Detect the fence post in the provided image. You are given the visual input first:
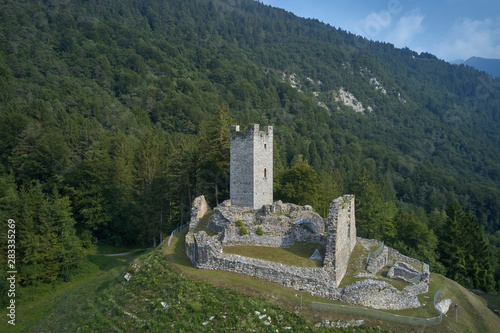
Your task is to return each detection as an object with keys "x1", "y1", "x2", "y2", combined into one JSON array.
[
  {"x1": 168, "y1": 224, "x2": 189, "y2": 247},
  {"x1": 434, "y1": 288, "x2": 442, "y2": 307}
]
